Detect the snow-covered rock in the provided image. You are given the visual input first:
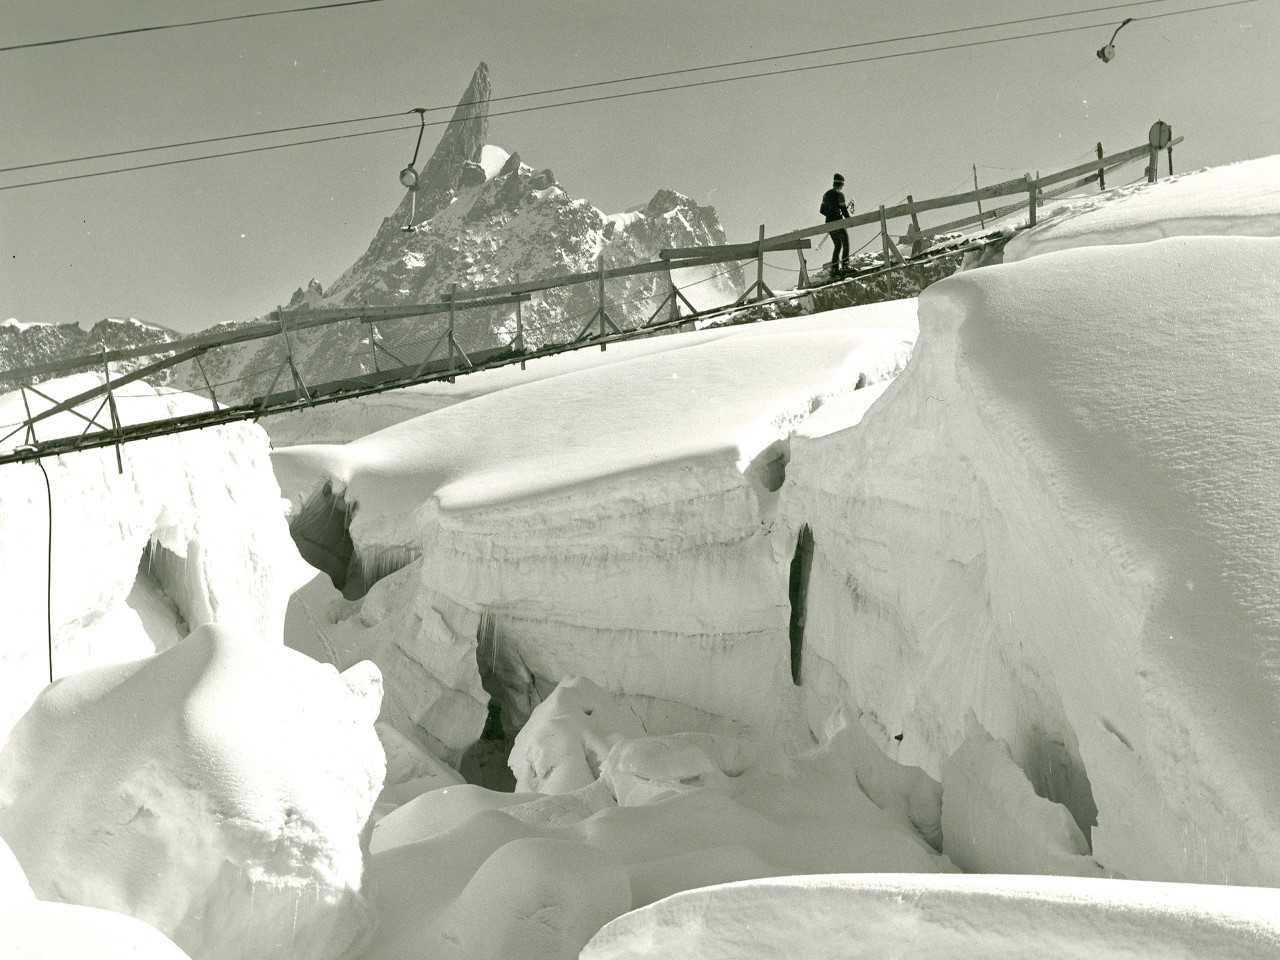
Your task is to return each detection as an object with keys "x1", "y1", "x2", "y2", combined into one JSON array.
[
  {"x1": 0, "y1": 376, "x2": 313, "y2": 741},
  {"x1": 0, "y1": 624, "x2": 384, "y2": 960},
  {"x1": 582, "y1": 874, "x2": 1280, "y2": 959}
]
